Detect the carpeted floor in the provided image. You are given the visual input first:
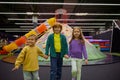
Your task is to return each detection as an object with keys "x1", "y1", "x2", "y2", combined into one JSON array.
[{"x1": 0, "y1": 58, "x2": 120, "y2": 80}]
